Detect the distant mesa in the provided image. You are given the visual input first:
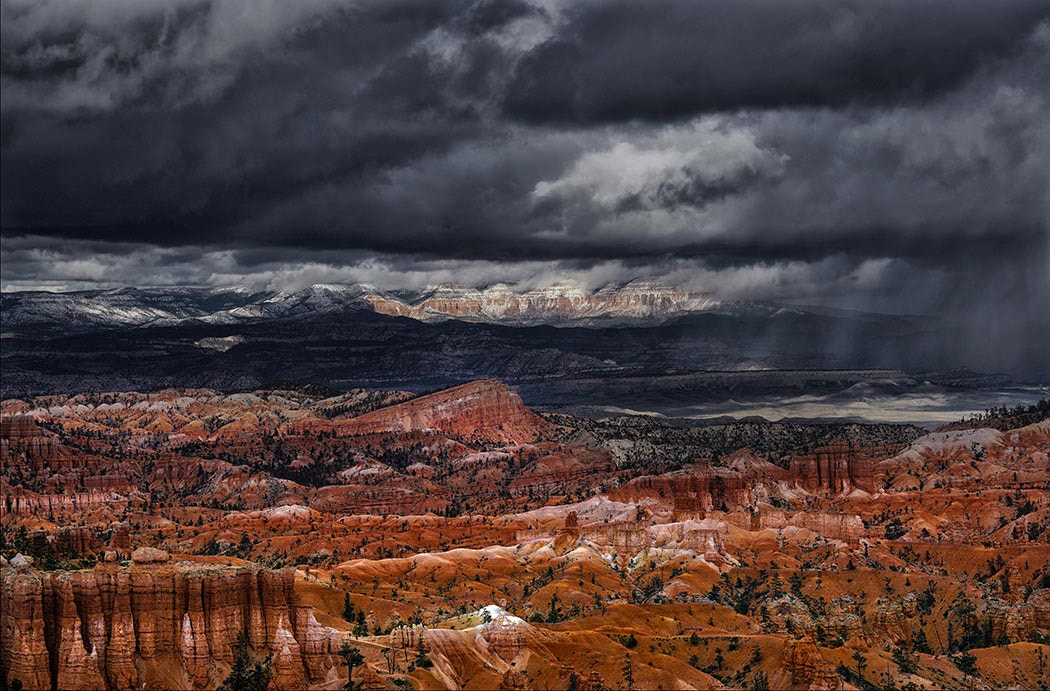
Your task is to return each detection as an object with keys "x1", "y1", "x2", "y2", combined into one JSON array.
[{"x1": 338, "y1": 379, "x2": 556, "y2": 444}]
